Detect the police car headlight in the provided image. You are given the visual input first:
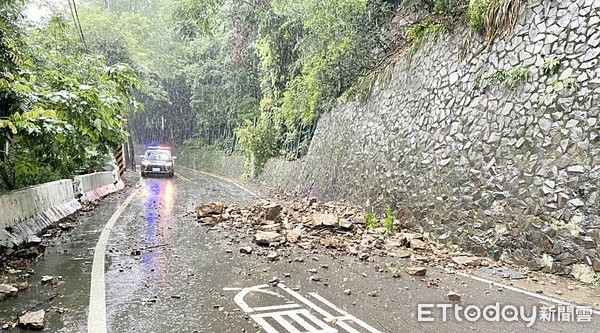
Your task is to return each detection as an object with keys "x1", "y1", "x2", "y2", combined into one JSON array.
[
  {"x1": 142, "y1": 161, "x2": 149, "y2": 166},
  {"x1": 165, "y1": 162, "x2": 173, "y2": 167}
]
